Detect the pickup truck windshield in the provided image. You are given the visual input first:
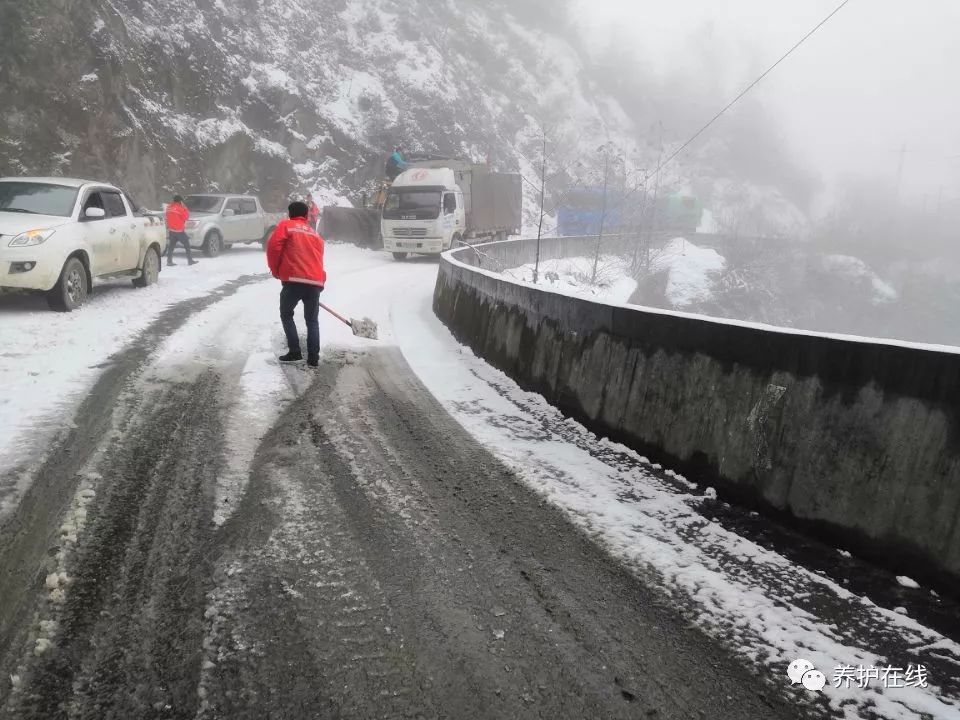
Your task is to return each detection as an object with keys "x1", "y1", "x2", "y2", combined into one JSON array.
[
  {"x1": 185, "y1": 195, "x2": 225, "y2": 213},
  {"x1": 0, "y1": 182, "x2": 79, "y2": 217},
  {"x1": 383, "y1": 190, "x2": 441, "y2": 220}
]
